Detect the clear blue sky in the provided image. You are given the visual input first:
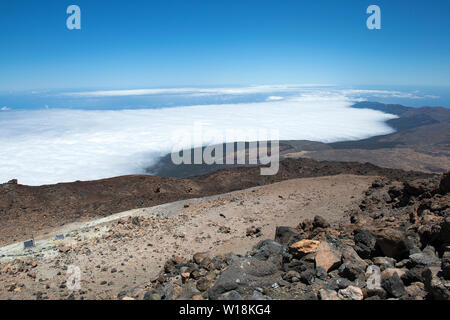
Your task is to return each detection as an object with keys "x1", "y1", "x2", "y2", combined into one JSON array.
[{"x1": 1, "y1": 0, "x2": 450, "y2": 91}]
